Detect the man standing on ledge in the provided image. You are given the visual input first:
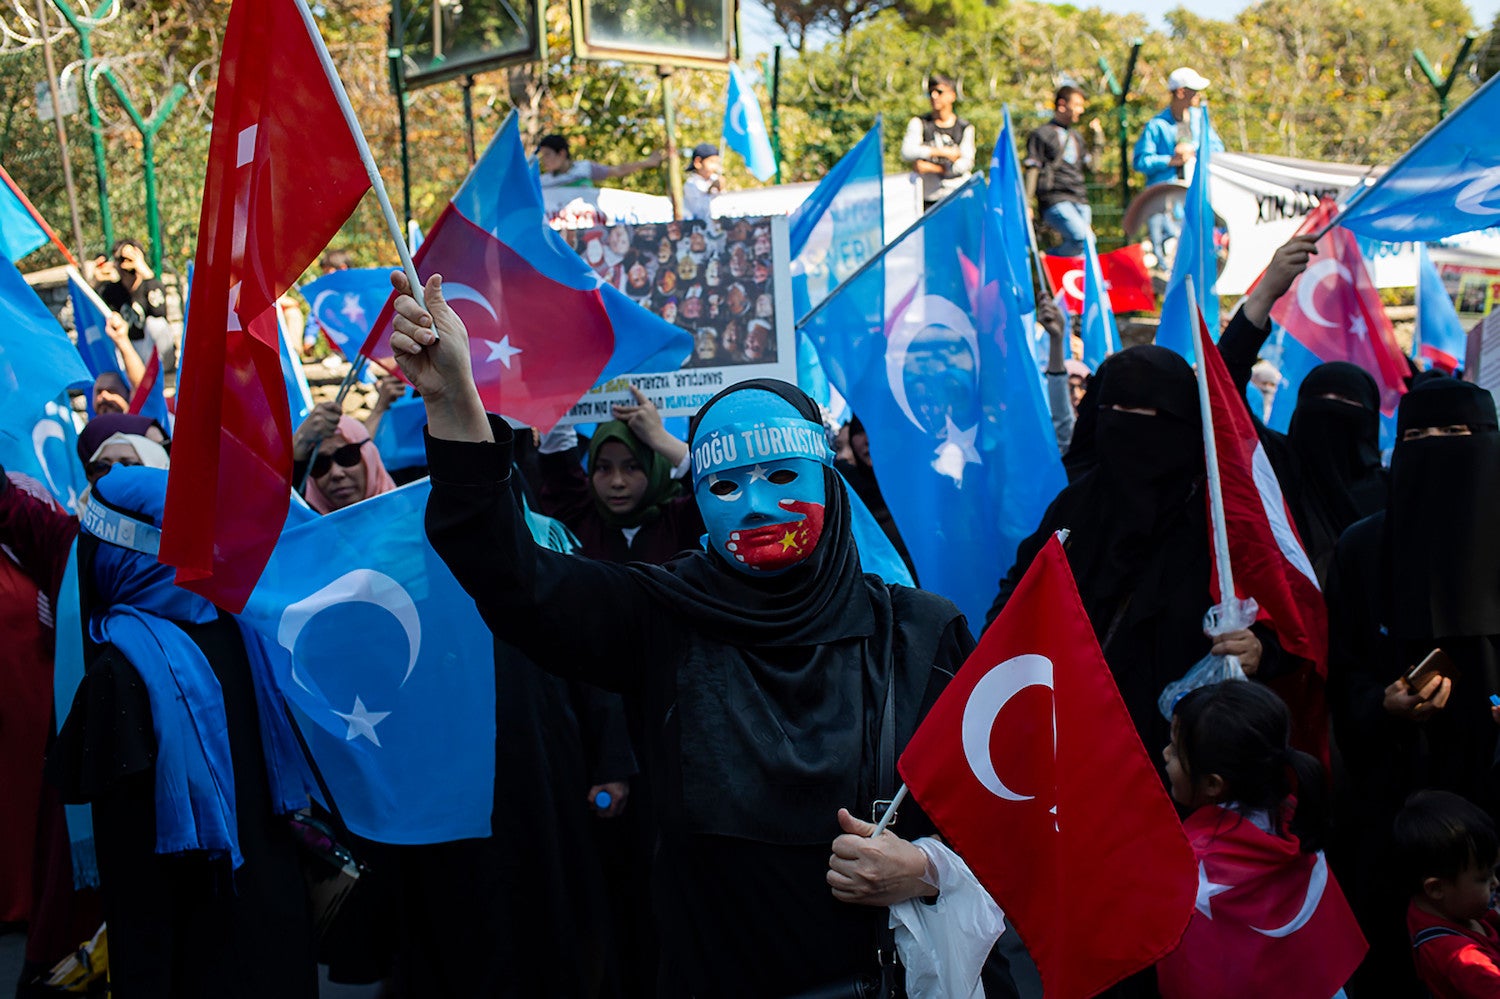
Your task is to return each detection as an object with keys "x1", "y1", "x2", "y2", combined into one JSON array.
[
  {"x1": 901, "y1": 72, "x2": 975, "y2": 212},
  {"x1": 536, "y1": 134, "x2": 664, "y2": 189},
  {"x1": 1025, "y1": 85, "x2": 1104, "y2": 256},
  {"x1": 682, "y1": 143, "x2": 722, "y2": 221},
  {"x1": 1132, "y1": 67, "x2": 1224, "y2": 267}
]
